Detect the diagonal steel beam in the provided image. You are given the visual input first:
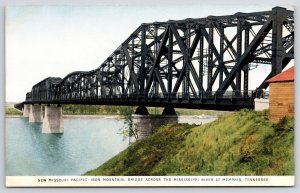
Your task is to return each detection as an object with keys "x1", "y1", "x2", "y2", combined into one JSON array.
[
  {"x1": 154, "y1": 69, "x2": 167, "y2": 96},
  {"x1": 283, "y1": 19, "x2": 294, "y2": 33},
  {"x1": 170, "y1": 24, "x2": 189, "y2": 58},
  {"x1": 124, "y1": 76, "x2": 132, "y2": 94},
  {"x1": 145, "y1": 26, "x2": 170, "y2": 93},
  {"x1": 123, "y1": 46, "x2": 139, "y2": 92},
  {"x1": 189, "y1": 64, "x2": 205, "y2": 92},
  {"x1": 283, "y1": 46, "x2": 294, "y2": 59},
  {"x1": 214, "y1": 24, "x2": 237, "y2": 58},
  {"x1": 206, "y1": 68, "x2": 220, "y2": 92},
  {"x1": 255, "y1": 49, "x2": 292, "y2": 91},
  {"x1": 171, "y1": 25, "x2": 201, "y2": 93},
  {"x1": 201, "y1": 28, "x2": 237, "y2": 90},
  {"x1": 217, "y1": 18, "x2": 272, "y2": 92},
  {"x1": 188, "y1": 78, "x2": 197, "y2": 97},
  {"x1": 190, "y1": 30, "x2": 200, "y2": 56},
  {"x1": 212, "y1": 34, "x2": 237, "y2": 64}
]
